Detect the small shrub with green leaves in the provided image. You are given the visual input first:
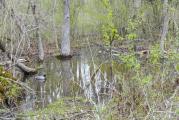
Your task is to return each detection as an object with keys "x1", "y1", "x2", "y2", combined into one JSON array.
[
  {"x1": 0, "y1": 67, "x2": 21, "y2": 104},
  {"x1": 120, "y1": 53, "x2": 140, "y2": 71},
  {"x1": 101, "y1": 0, "x2": 121, "y2": 46},
  {"x1": 149, "y1": 44, "x2": 161, "y2": 64}
]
